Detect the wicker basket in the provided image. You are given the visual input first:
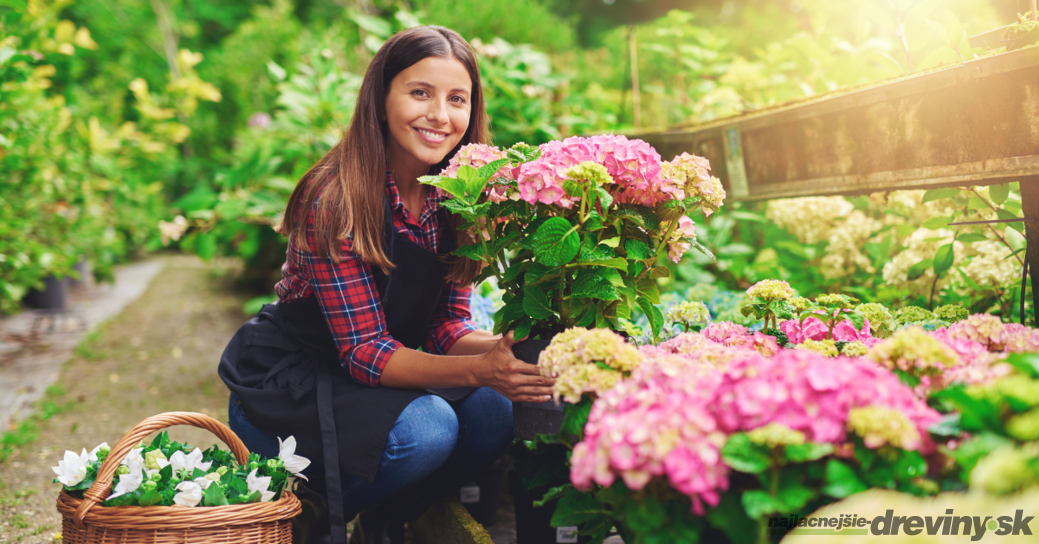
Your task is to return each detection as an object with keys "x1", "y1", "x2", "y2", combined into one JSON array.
[{"x1": 56, "y1": 412, "x2": 302, "y2": 544}]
